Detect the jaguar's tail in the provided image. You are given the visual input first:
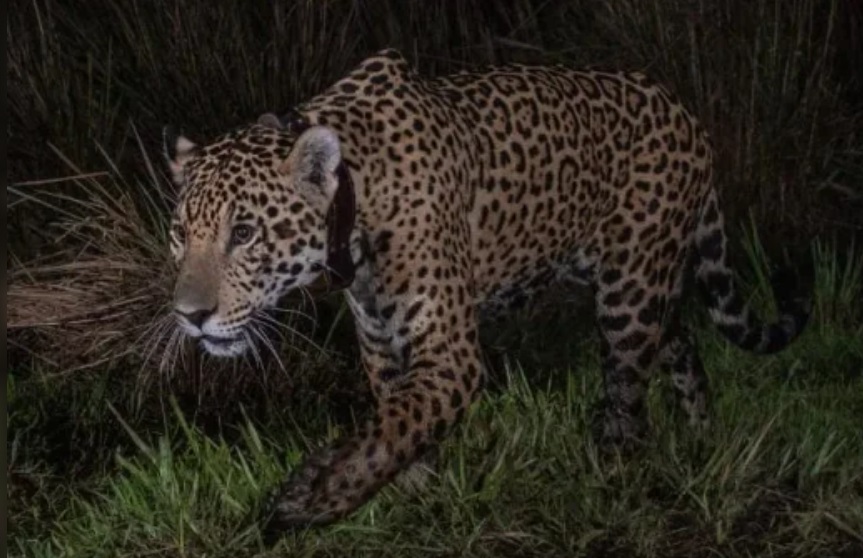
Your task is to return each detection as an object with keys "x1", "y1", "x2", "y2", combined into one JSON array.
[{"x1": 695, "y1": 190, "x2": 810, "y2": 354}]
